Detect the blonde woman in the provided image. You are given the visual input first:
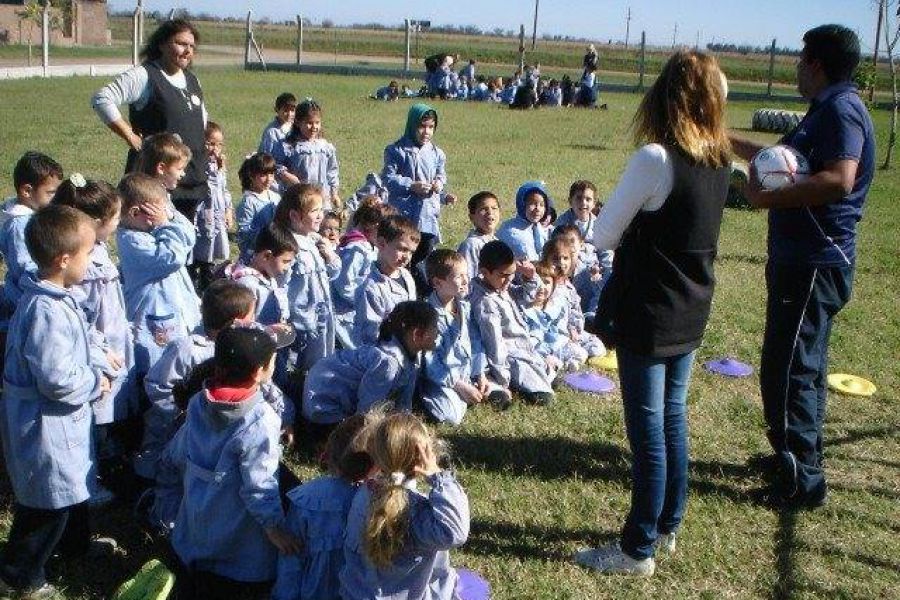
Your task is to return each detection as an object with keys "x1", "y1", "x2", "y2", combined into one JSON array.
[
  {"x1": 576, "y1": 51, "x2": 731, "y2": 576},
  {"x1": 339, "y1": 413, "x2": 471, "y2": 599}
]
